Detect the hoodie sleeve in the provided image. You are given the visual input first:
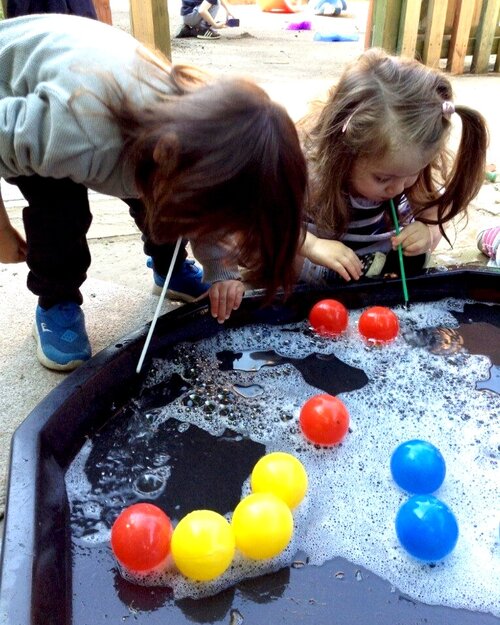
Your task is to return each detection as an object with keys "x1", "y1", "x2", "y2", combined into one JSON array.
[
  {"x1": 190, "y1": 232, "x2": 242, "y2": 283},
  {"x1": 0, "y1": 88, "x2": 94, "y2": 181}
]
